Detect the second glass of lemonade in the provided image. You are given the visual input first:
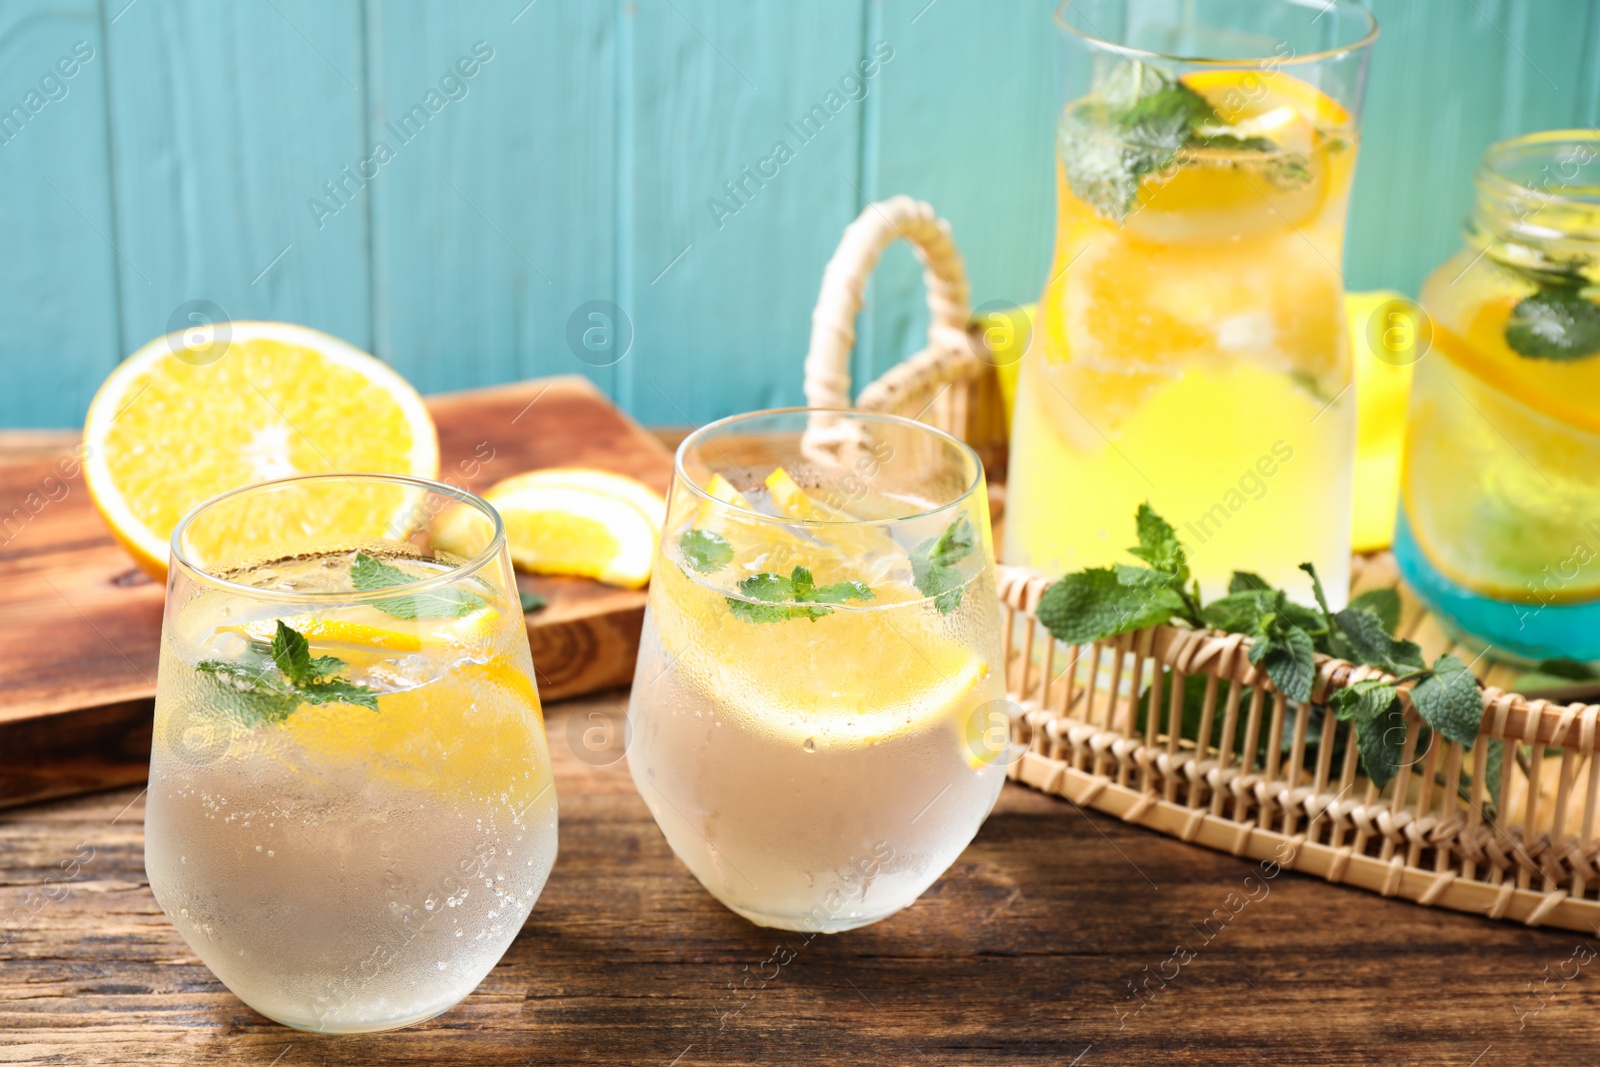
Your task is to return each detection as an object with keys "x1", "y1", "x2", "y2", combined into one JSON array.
[
  {"x1": 145, "y1": 474, "x2": 558, "y2": 1033},
  {"x1": 628, "y1": 410, "x2": 1009, "y2": 932},
  {"x1": 1005, "y1": 0, "x2": 1376, "y2": 605}
]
